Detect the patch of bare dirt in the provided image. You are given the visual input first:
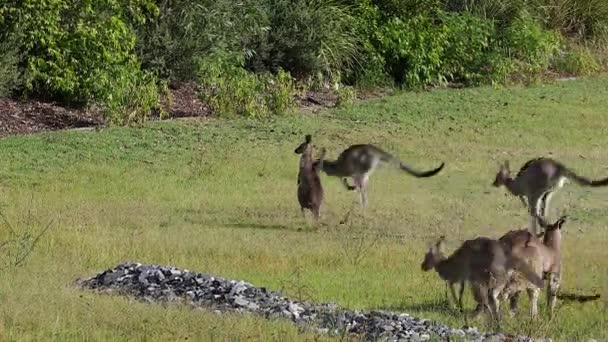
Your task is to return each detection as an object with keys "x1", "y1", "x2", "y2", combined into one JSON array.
[
  {"x1": 0, "y1": 98, "x2": 104, "y2": 139},
  {"x1": 0, "y1": 82, "x2": 383, "y2": 139}
]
